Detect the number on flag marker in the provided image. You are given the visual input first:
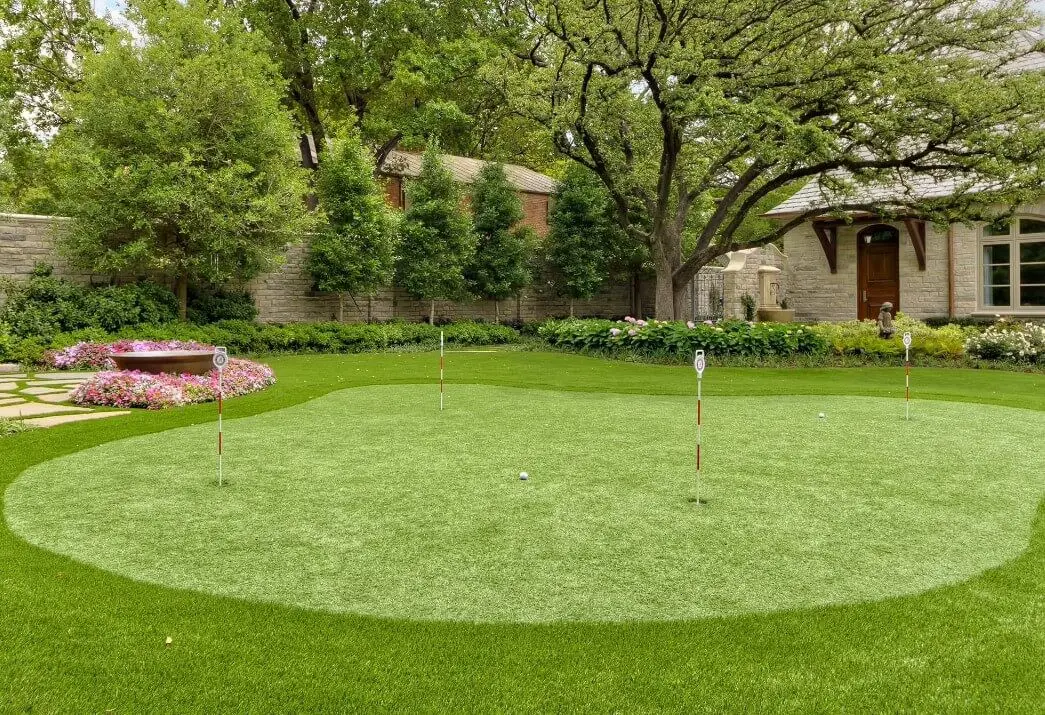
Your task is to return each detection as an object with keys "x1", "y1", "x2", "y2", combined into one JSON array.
[
  {"x1": 694, "y1": 349, "x2": 706, "y2": 378},
  {"x1": 902, "y1": 332, "x2": 912, "y2": 349}
]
